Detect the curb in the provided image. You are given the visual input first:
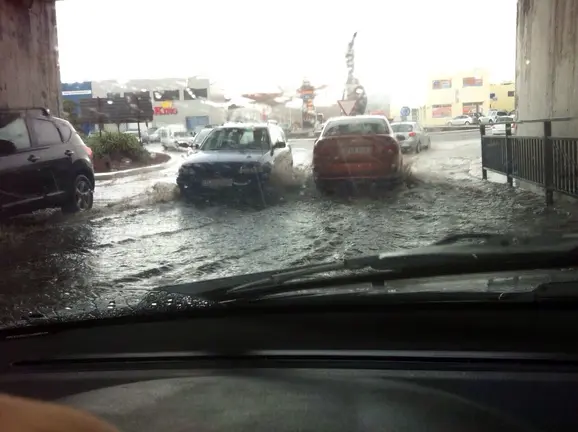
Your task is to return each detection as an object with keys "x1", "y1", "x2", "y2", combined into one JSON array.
[
  {"x1": 428, "y1": 129, "x2": 480, "y2": 135},
  {"x1": 94, "y1": 155, "x2": 174, "y2": 181}
]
